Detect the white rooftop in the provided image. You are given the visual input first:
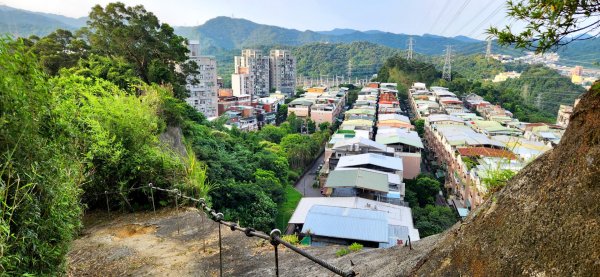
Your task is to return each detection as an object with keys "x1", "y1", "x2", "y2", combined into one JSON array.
[
  {"x1": 337, "y1": 153, "x2": 403, "y2": 171},
  {"x1": 289, "y1": 197, "x2": 419, "y2": 240}
]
